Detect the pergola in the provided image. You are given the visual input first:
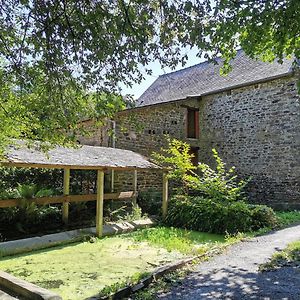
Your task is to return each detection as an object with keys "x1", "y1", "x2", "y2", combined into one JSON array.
[{"x1": 0, "y1": 141, "x2": 168, "y2": 237}]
